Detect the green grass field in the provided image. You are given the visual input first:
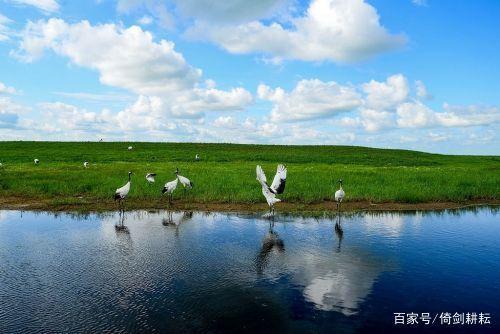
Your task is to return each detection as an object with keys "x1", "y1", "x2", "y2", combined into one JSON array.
[{"x1": 0, "y1": 141, "x2": 498, "y2": 209}]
